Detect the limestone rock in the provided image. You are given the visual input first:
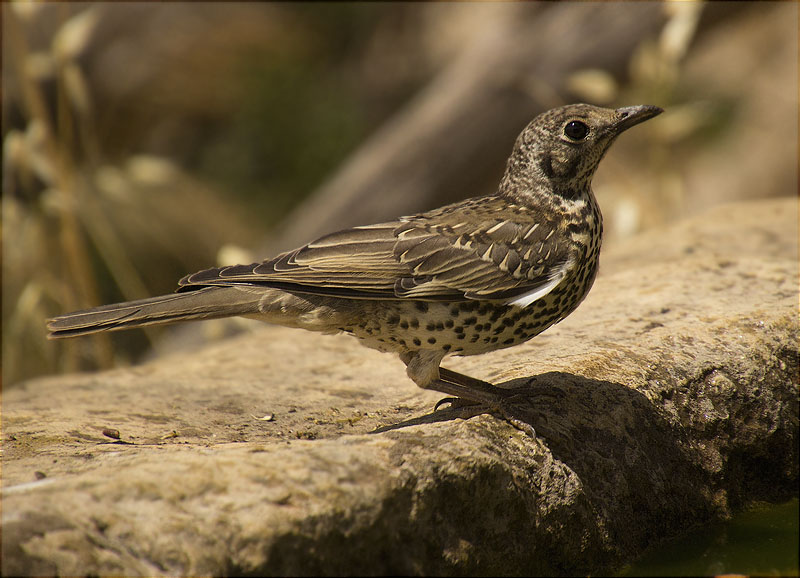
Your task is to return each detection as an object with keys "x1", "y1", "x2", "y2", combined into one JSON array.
[{"x1": 3, "y1": 198, "x2": 797, "y2": 576}]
